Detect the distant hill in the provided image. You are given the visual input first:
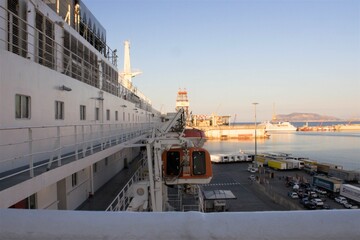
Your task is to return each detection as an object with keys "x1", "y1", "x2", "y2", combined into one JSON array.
[{"x1": 275, "y1": 113, "x2": 340, "y2": 122}]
